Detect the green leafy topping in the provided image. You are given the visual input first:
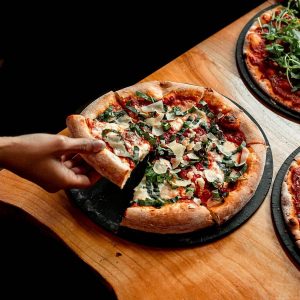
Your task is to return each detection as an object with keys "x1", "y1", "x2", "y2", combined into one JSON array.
[
  {"x1": 132, "y1": 146, "x2": 140, "y2": 165},
  {"x1": 97, "y1": 106, "x2": 126, "y2": 122},
  {"x1": 136, "y1": 91, "x2": 156, "y2": 103},
  {"x1": 162, "y1": 122, "x2": 171, "y2": 131},
  {"x1": 261, "y1": 0, "x2": 300, "y2": 90},
  {"x1": 131, "y1": 196, "x2": 179, "y2": 208},
  {"x1": 130, "y1": 123, "x2": 157, "y2": 146},
  {"x1": 102, "y1": 129, "x2": 120, "y2": 138}
]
